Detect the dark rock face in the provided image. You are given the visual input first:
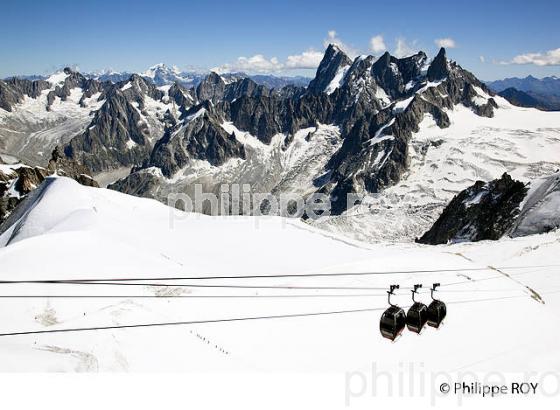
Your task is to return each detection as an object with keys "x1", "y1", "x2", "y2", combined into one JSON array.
[
  {"x1": 307, "y1": 44, "x2": 352, "y2": 95},
  {"x1": 168, "y1": 82, "x2": 195, "y2": 110},
  {"x1": 108, "y1": 169, "x2": 160, "y2": 199},
  {"x1": 119, "y1": 74, "x2": 165, "y2": 105},
  {"x1": 226, "y1": 95, "x2": 283, "y2": 143},
  {"x1": 0, "y1": 166, "x2": 21, "y2": 222},
  {"x1": 147, "y1": 102, "x2": 246, "y2": 177},
  {"x1": 417, "y1": 173, "x2": 528, "y2": 244},
  {"x1": 427, "y1": 48, "x2": 449, "y2": 81},
  {"x1": 0, "y1": 148, "x2": 99, "y2": 225},
  {"x1": 396, "y1": 52, "x2": 428, "y2": 85},
  {"x1": 196, "y1": 72, "x2": 226, "y2": 103},
  {"x1": 13, "y1": 167, "x2": 48, "y2": 195},
  {"x1": 48, "y1": 146, "x2": 99, "y2": 187},
  {"x1": 225, "y1": 92, "x2": 334, "y2": 144},
  {"x1": 223, "y1": 77, "x2": 270, "y2": 102},
  {"x1": 0, "y1": 77, "x2": 51, "y2": 111},
  {"x1": 64, "y1": 88, "x2": 153, "y2": 172},
  {"x1": 0, "y1": 81, "x2": 21, "y2": 112},
  {"x1": 272, "y1": 84, "x2": 306, "y2": 99},
  {"x1": 370, "y1": 52, "x2": 405, "y2": 99}
]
